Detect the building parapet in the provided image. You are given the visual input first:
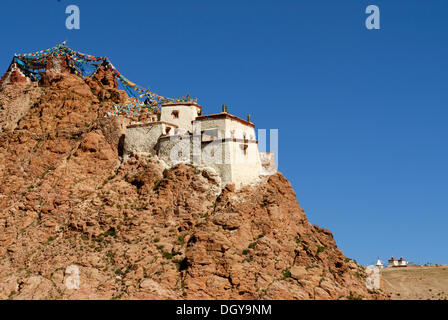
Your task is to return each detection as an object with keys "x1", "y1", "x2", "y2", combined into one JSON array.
[
  {"x1": 194, "y1": 113, "x2": 255, "y2": 128},
  {"x1": 161, "y1": 102, "x2": 203, "y2": 111}
]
